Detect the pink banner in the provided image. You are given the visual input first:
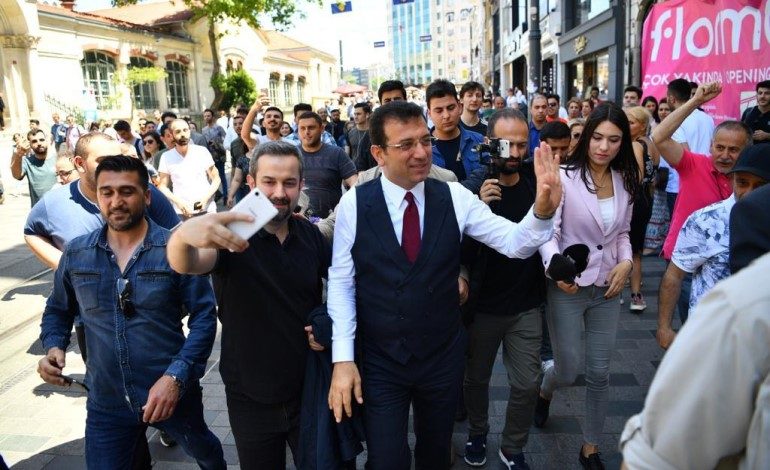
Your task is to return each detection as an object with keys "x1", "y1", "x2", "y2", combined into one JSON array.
[{"x1": 641, "y1": 0, "x2": 770, "y2": 123}]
